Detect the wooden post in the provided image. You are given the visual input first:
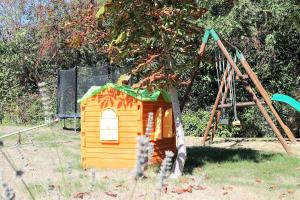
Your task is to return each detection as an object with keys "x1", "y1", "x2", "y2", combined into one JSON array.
[
  {"x1": 210, "y1": 68, "x2": 235, "y2": 143},
  {"x1": 17, "y1": 133, "x2": 21, "y2": 145},
  {"x1": 202, "y1": 67, "x2": 230, "y2": 145},
  {"x1": 218, "y1": 101, "x2": 265, "y2": 109},
  {"x1": 239, "y1": 58, "x2": 297, "y2": 143},
  {"x1": 216, "y1": 39, "x2": 292, "y2": 155},
  {"x1": 215, "y1": 68, "x2": 235, "y2": 124},
  {"x1": 210, "y1": 111, "x2": 221, "y2": 143},
  {"x1": 198, "y1": 43, "x2": 207, "y2": 57}
]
